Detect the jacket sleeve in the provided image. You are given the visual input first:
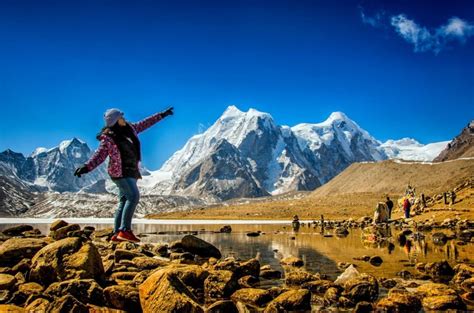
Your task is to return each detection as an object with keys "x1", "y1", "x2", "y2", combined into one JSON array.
[
  {"x1": 131, "y1": 112, "x2": 164, "y2": 134},
  {"x1": 85, "y1": 138, "x2": 110, "y2": 172}
]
